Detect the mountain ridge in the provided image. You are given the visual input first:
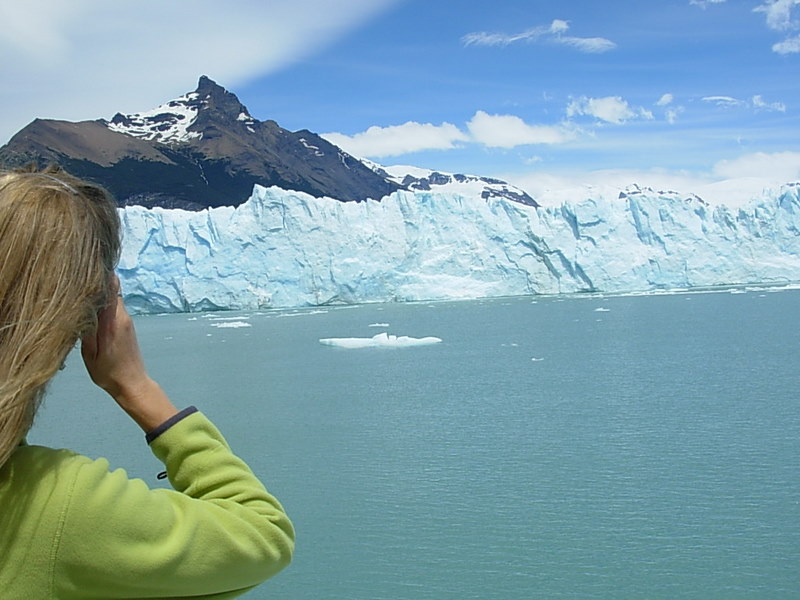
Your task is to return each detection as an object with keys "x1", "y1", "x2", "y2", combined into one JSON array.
[{"x1": 0, "y1": 76, "x2": 537, "y2": 209}]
